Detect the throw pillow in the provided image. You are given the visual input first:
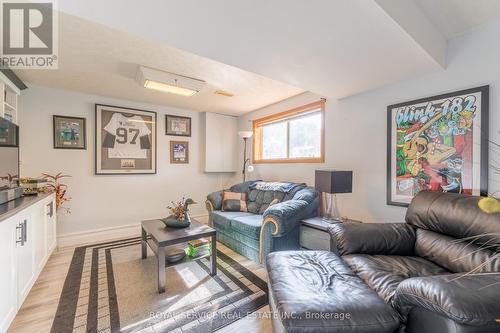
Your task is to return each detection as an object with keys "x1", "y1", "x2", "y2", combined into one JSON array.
[{"x1": 222, "y1": 191, "x2": 248, "y2": 212}]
